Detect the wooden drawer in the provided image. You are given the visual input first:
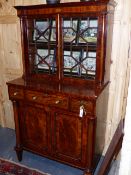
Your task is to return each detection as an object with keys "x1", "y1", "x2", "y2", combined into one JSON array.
[
  {"x1": 25, "y1": 90, "x2": 68, "y2": 110},
  {"x1": 70, "y1": 98, "x2": 94, "y2": 115},
  {"x1": 8, "y1": 86, "x2": 24, "y2": 100},
  {"x1": 51, "y1": 95, "x2": 68, "y2": 109},
  {"x1": 25, "y1": 90, "x2": 49, "y2": 104}
]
